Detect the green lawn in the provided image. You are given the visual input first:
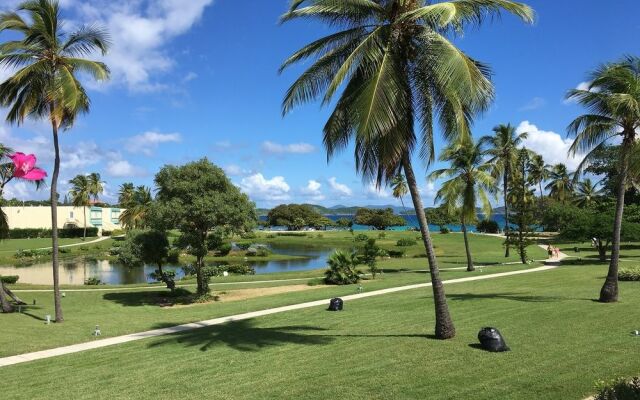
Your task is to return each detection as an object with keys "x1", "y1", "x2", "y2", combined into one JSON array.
[
  {"x1": 0, "y1": 237, "x2": 89, "y2": 252},
  {"x1": 2, "y1": 264, "x2": 638, "y2": 400}
]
